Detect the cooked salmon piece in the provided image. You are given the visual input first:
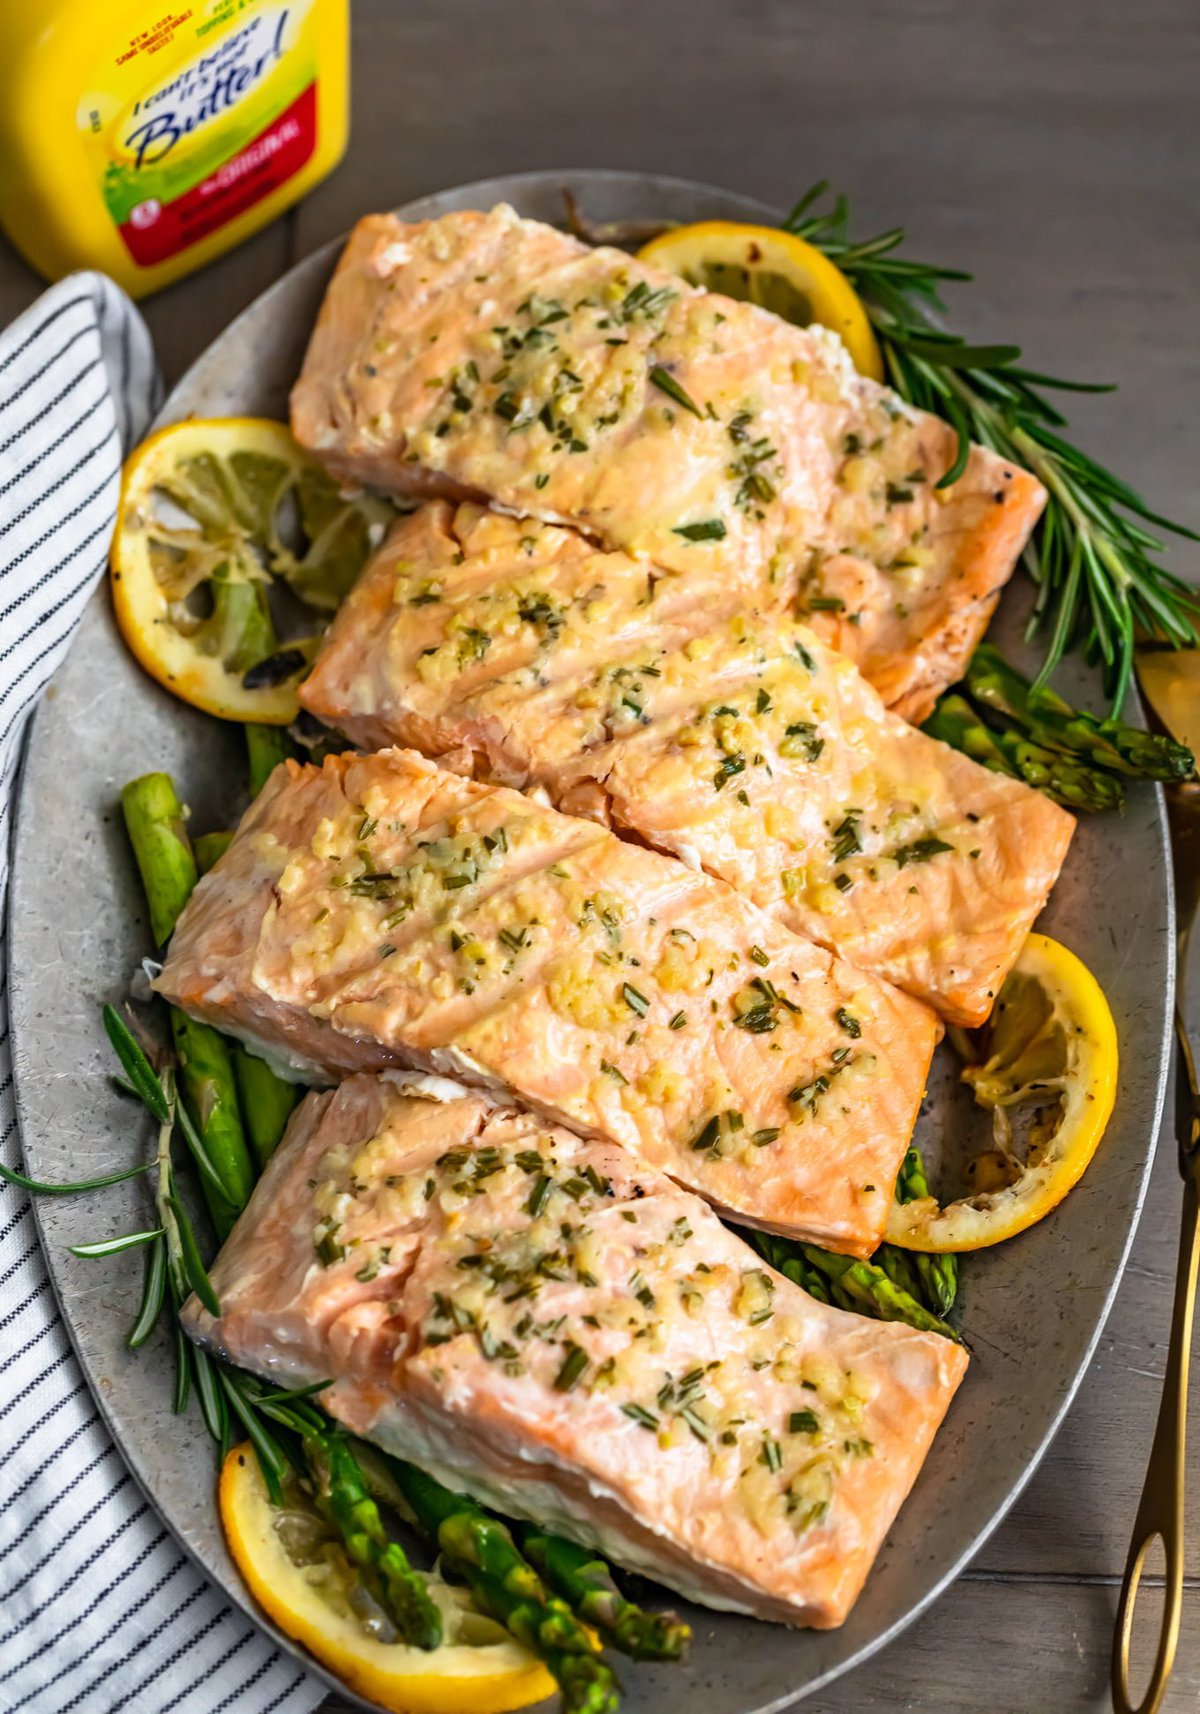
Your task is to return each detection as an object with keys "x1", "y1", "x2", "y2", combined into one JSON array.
[
  {"x1": 155, "y1": 747, "x2": 937, "y2": 1253},
  {"x1": 183, "y1": 1073, "x2": 967, "y2": 1626},
  {"x1": 290, "y1": 205, "x2": 1046, "y2": 720},
  {"x1": 301, "y1": 503, "x2": 1074, "y2": 1025}
]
